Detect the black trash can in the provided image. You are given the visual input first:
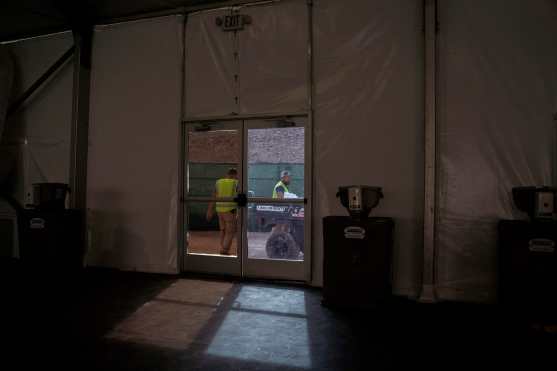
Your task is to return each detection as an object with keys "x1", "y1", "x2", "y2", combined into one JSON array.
[
  {"x1": 18, "y1": 208, "x2": 85, "y2": 274},
  {"x1": 498, "y1": 219, "x2": 557, "y2": 322},
  {"x1": 322, "y1": 216, "x2": 394, "y2": 309}
]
